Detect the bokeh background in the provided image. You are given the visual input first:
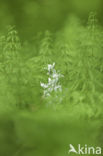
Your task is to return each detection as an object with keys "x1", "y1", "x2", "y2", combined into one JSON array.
[
  {"x1": 0, "y1": 0, "x2": 103, "y2": 40},
  {"x1": 0, "y1": 1, "x2": 103, "y2": 156}
]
